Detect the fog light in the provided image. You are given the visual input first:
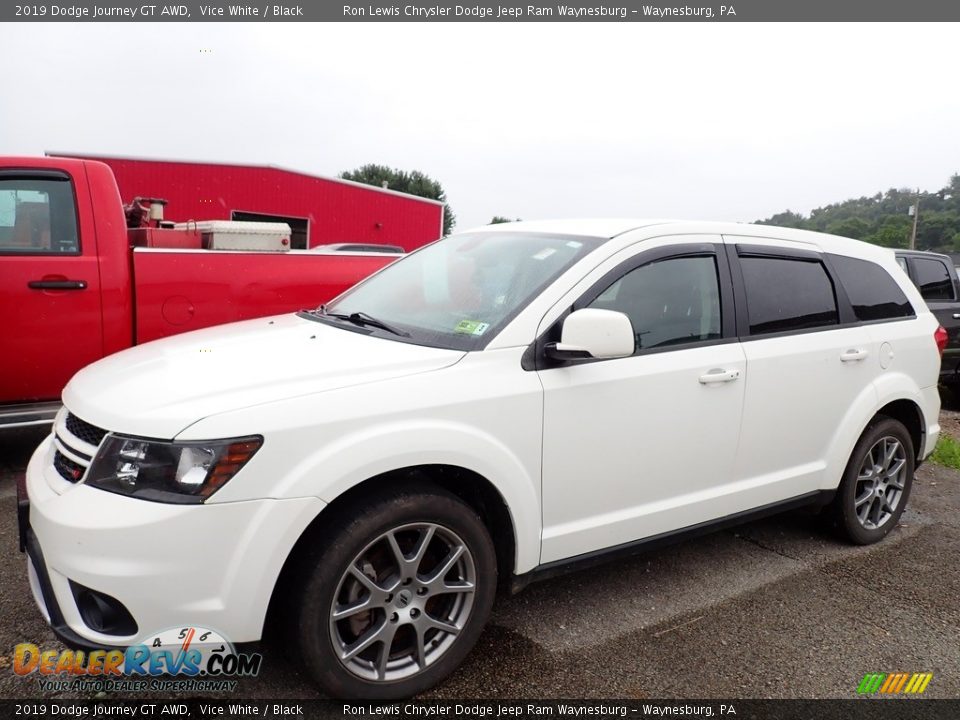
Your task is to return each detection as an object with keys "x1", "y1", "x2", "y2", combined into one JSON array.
[{"x1": 70, "y1": 581, "x2": 138, "y2": 636}]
